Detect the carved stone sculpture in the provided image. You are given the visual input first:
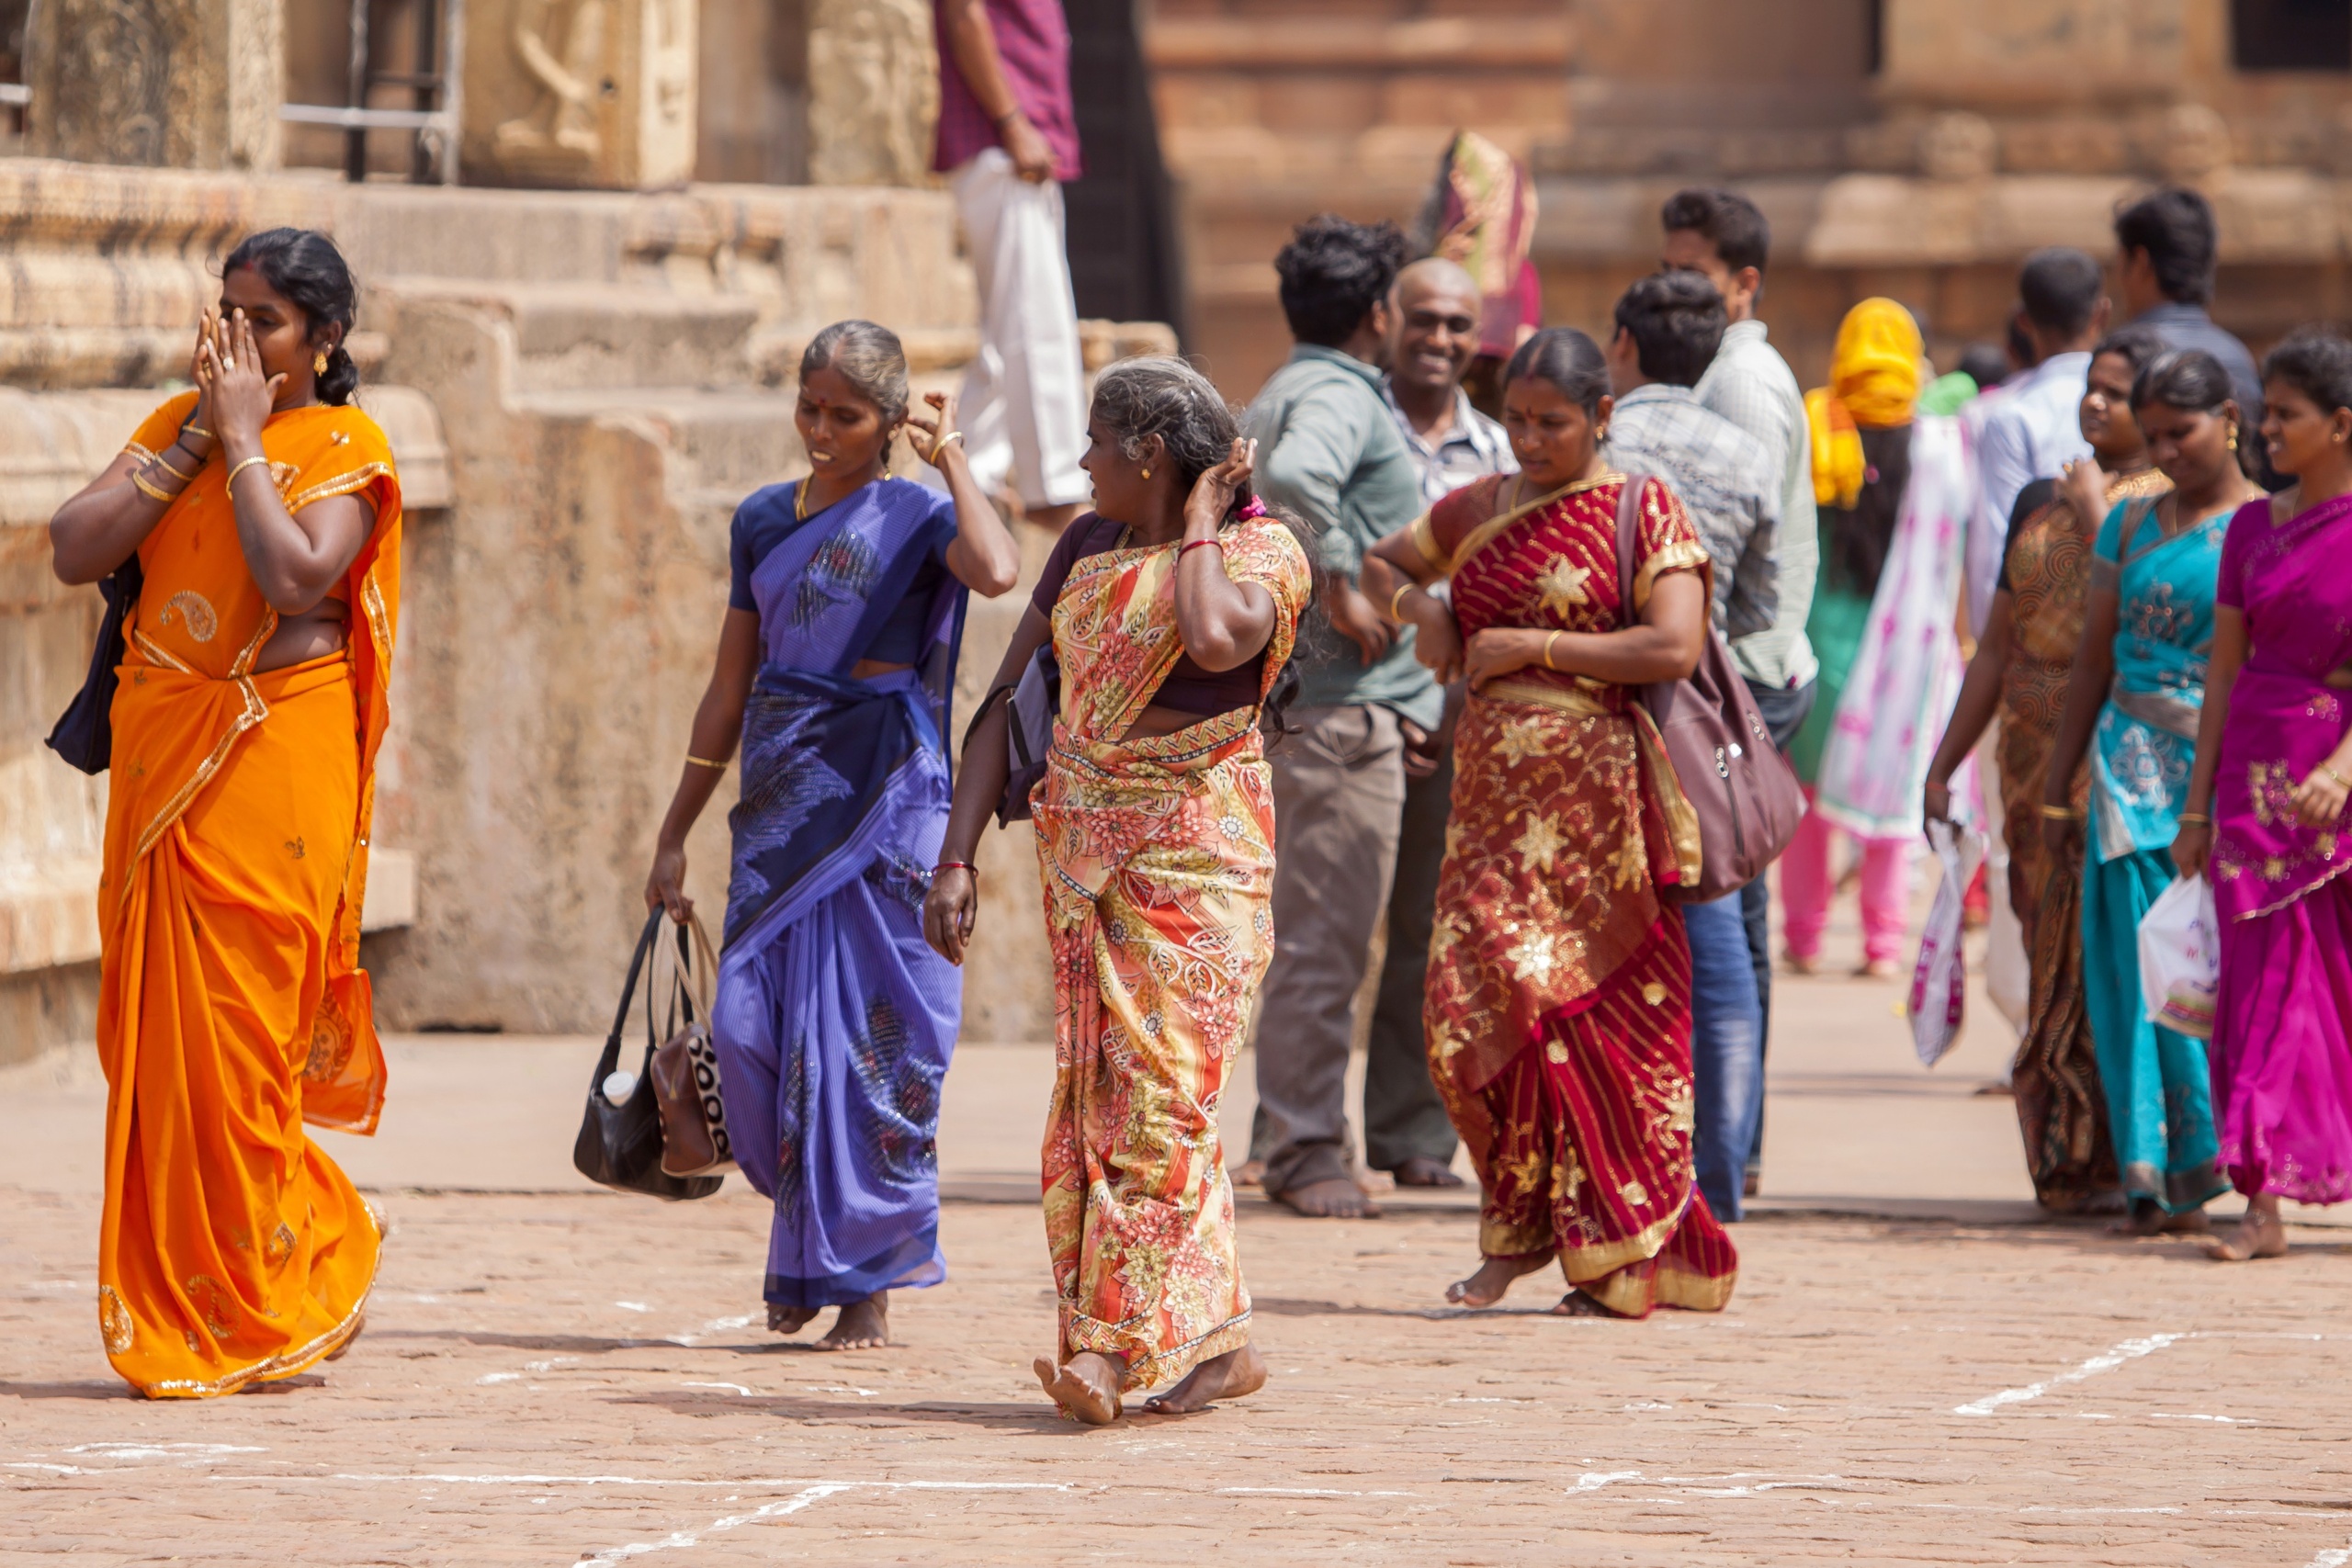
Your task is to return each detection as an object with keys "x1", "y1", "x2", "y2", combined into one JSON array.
[
  {"x1": 463, "y1": 0, "x2": 695, "y2": 188},
  {"x1": 808, "y1": 0, "x2": 940, "y2": 188},
  {"x1": 27, "y1": 0, "x2": 282, "y2": 170}
]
